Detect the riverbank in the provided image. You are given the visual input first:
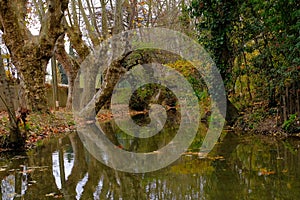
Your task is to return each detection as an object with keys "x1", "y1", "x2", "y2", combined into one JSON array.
[
  {"x1": 233, "y1": 102, "x2": 300, "y2": 138},
  {"x1": 0, "y1": 110, "x2": 76, "y2": 151},
  {"x1": 1, "y1": 104, "x2": 299, "y2": 151}
]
